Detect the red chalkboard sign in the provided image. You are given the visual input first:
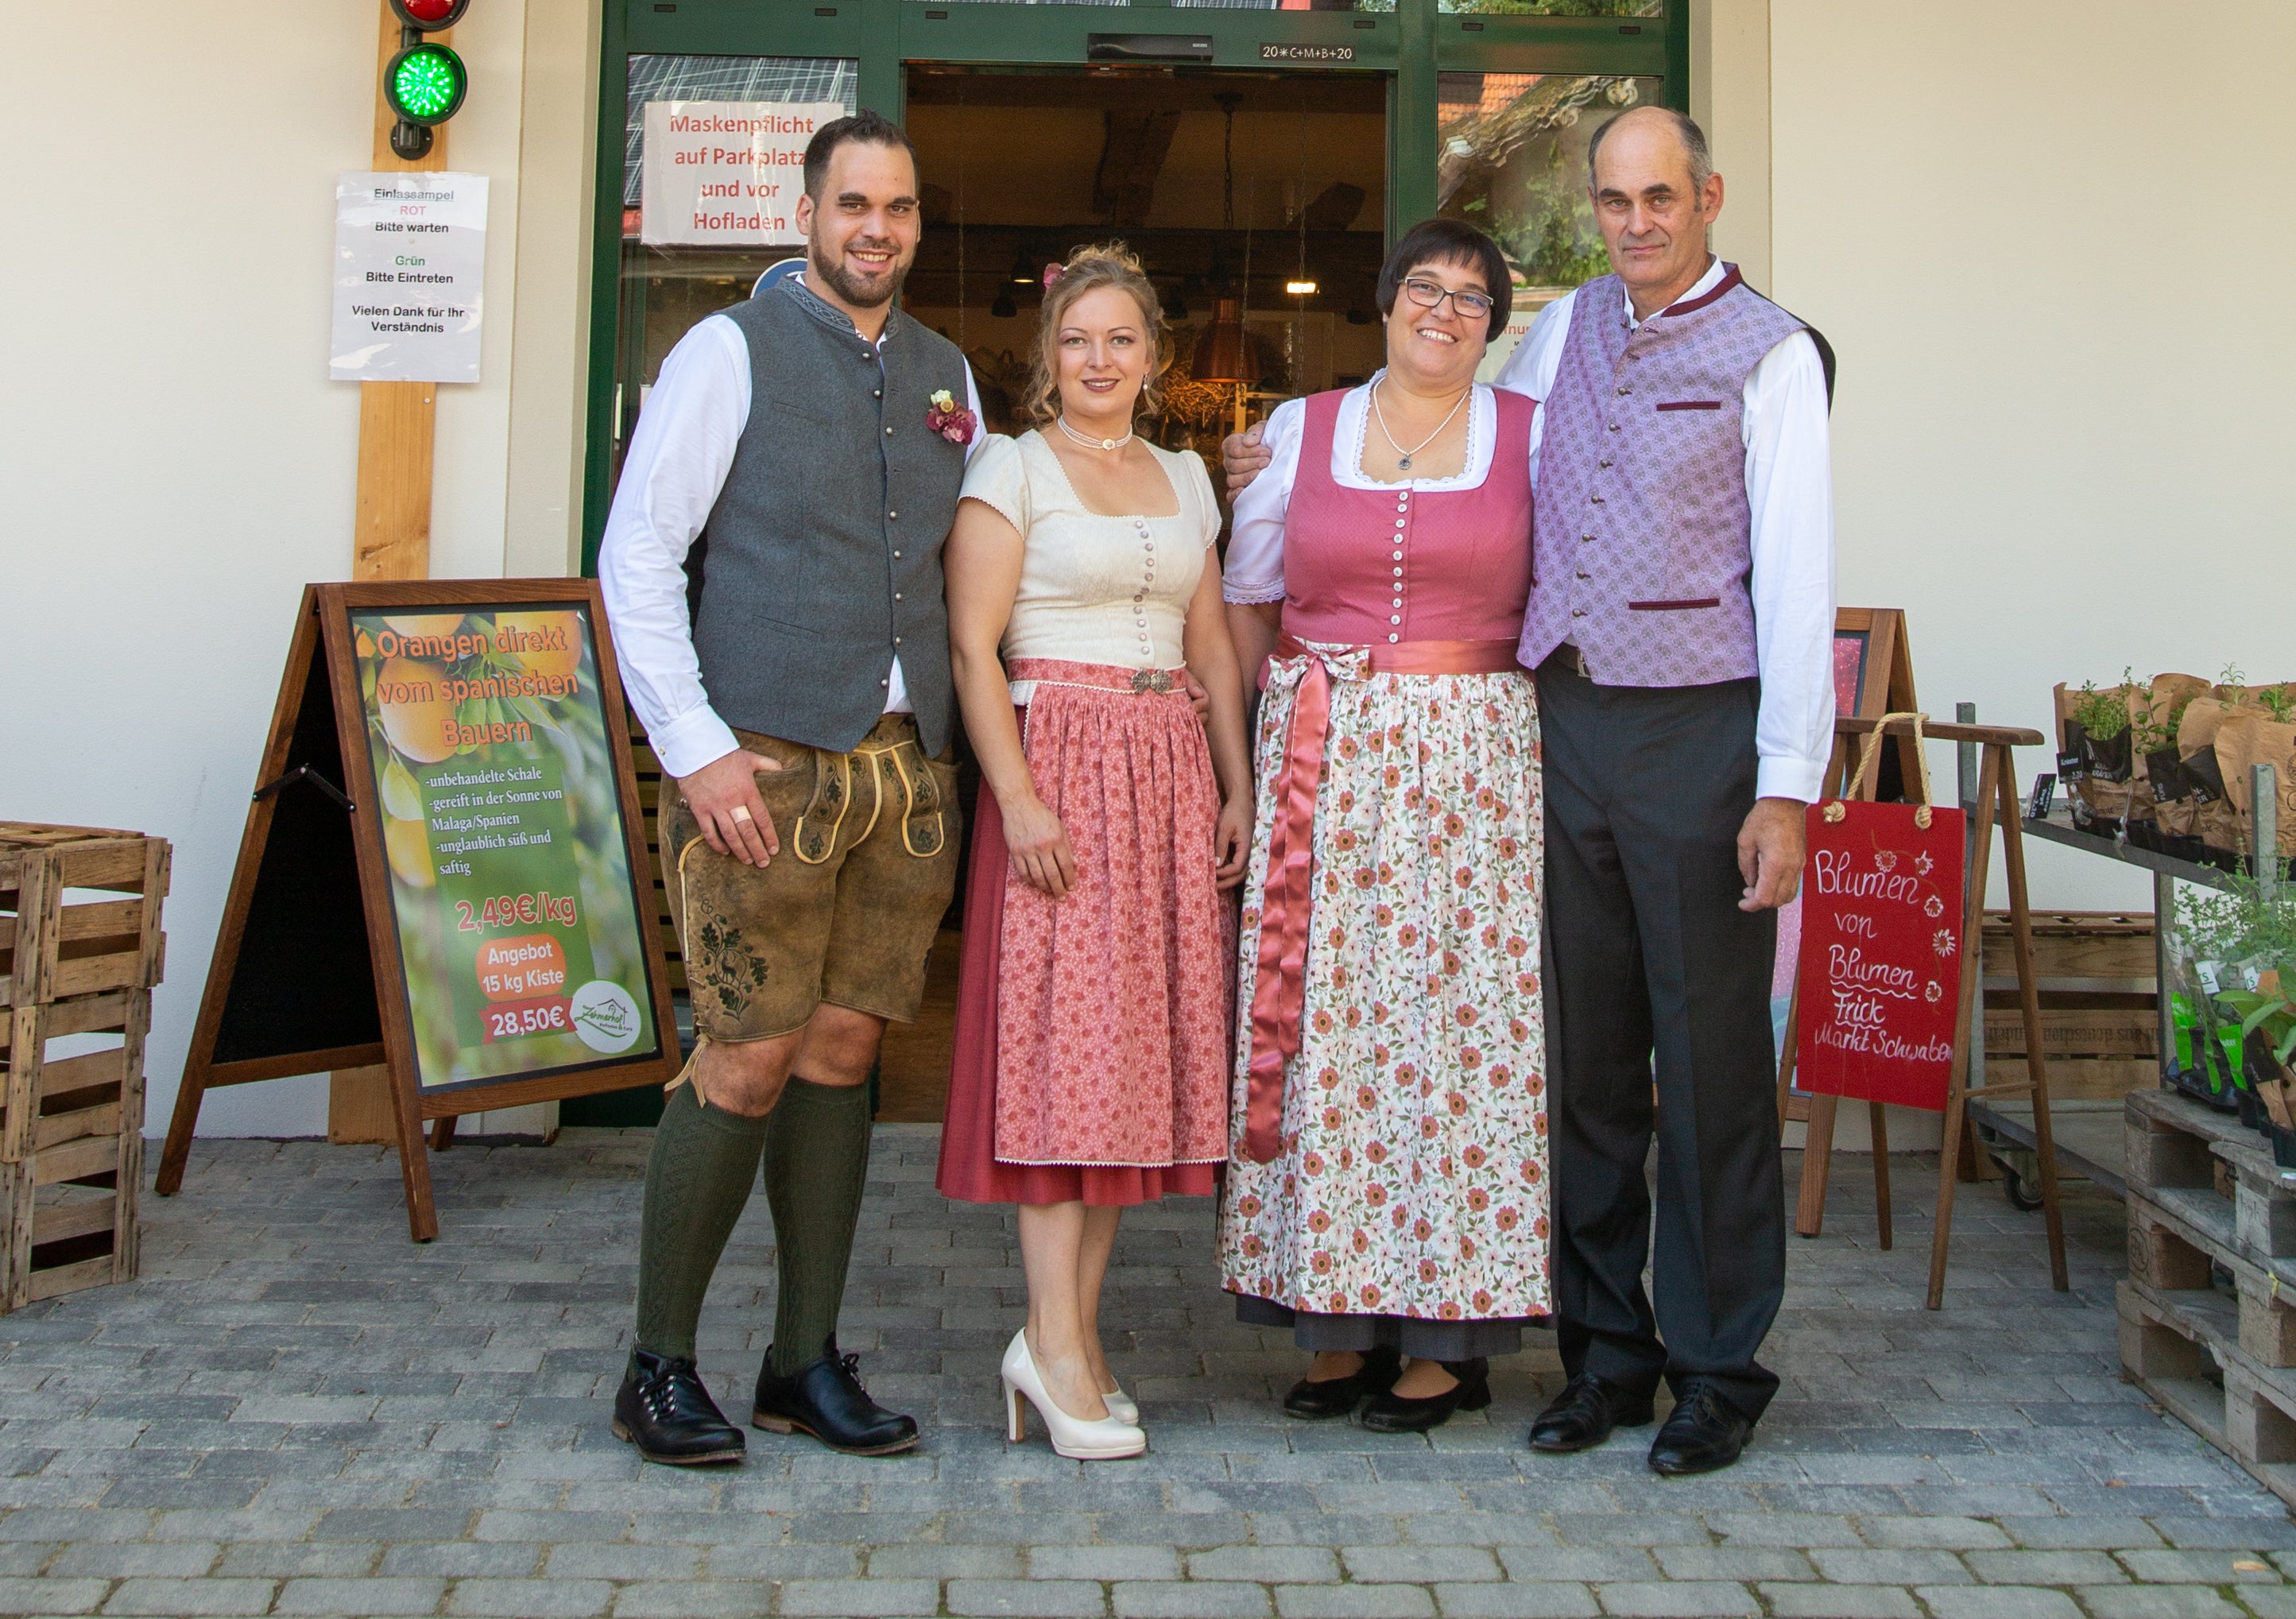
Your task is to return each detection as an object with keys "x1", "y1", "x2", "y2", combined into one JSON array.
[{"x1": 1795, "y1": 799, "x2": 1968, "y2": 1111}]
